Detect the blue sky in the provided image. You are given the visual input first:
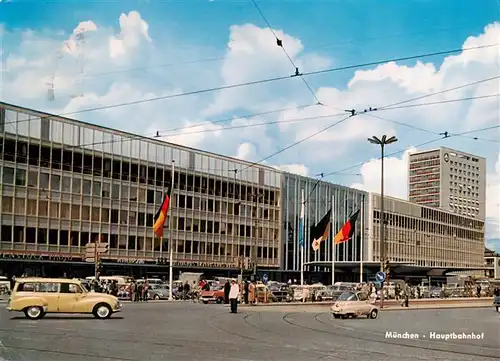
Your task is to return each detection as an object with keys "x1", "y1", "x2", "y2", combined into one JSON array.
[{"x1": 0, "y1": 0, "x2": 499, "y2": 248}]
